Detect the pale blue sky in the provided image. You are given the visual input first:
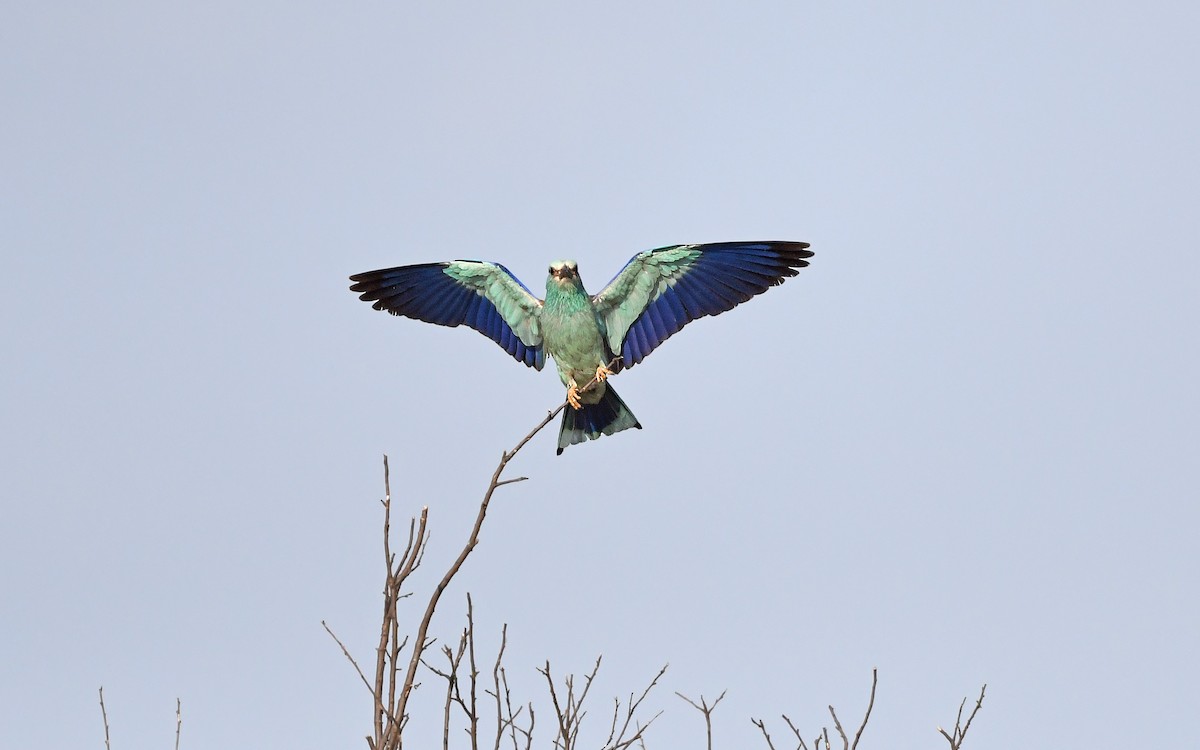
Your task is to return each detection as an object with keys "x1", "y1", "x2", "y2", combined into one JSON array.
[{"x1": 3, "y1": 2, "x2": 1198, "y2": 748}]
